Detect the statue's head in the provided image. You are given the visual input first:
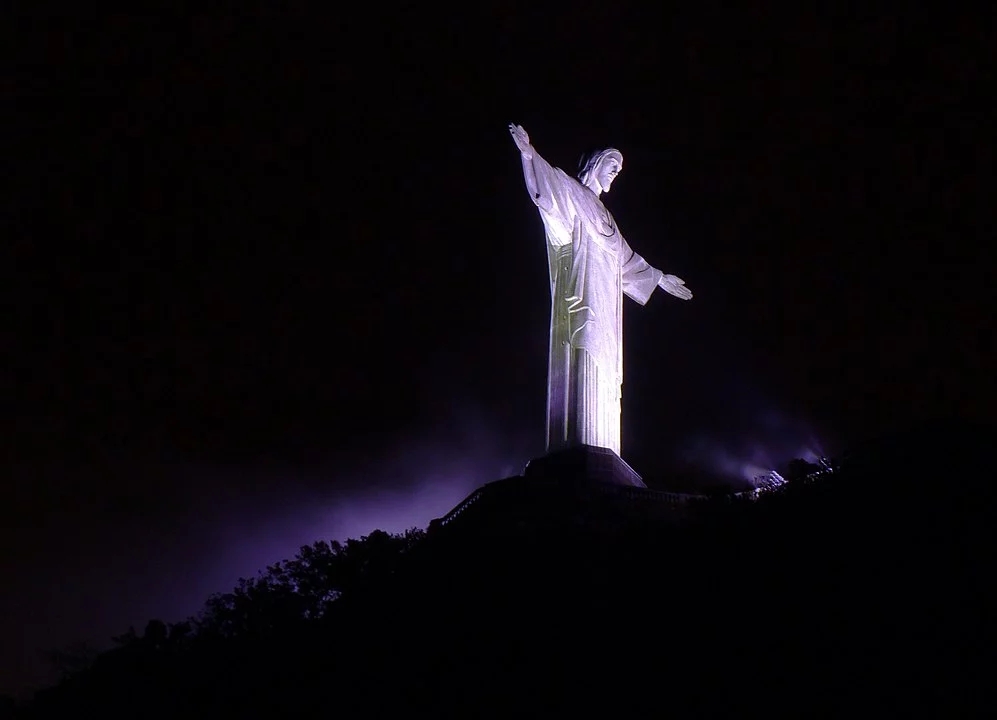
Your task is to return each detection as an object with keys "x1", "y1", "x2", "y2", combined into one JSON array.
[{"x1": 578, "y1": 148, "x2": 624, "y2": 195}]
